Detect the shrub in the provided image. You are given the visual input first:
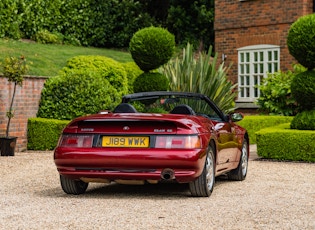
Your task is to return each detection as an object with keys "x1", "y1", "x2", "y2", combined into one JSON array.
[
  {"x1": 122, "y1": 62, "x2": 143, "y2": 93},
  {"x1": 256, "y1": 65, "x2": 304, "y2": 116},
  {"x1": 159, "y1": 43, "x2": 236, "y2": 113},
  {"x1": 60, "y1": 55, "x2": 128, "y2": 96},
  {"x1": 291, "y1": 109, "x2": 315, "y2": 130},
  {"x1": 237, "y1": 115, "x2": 294, "y2": 144},
  {"x1": 129, "y1": 26, "x2": 175, "y2": 72},
  {"x1": 34, "y1": 30, "x2": 63, "y2": 44},
  {"x1": 291, "y1": 70, "x2": 315, "y2": 111},
  {"x1": 133, "y1": 72, "x2": 169, "y2": 93},
  {"x1": 27, "y1": 118, "x2": 69, "y2": 150},
  {"x1": 256, "y1": 123, "x2": 315, "y2": 162},
  {"x1": 0, "y1": 0, "x2": 22, "y2": 39},
  {"x1": 287, "y1": 13, "x2": 315, "y2": 69},
  {"x1": 37, "y1": 71, "x2": 120, "y2": 120}
]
